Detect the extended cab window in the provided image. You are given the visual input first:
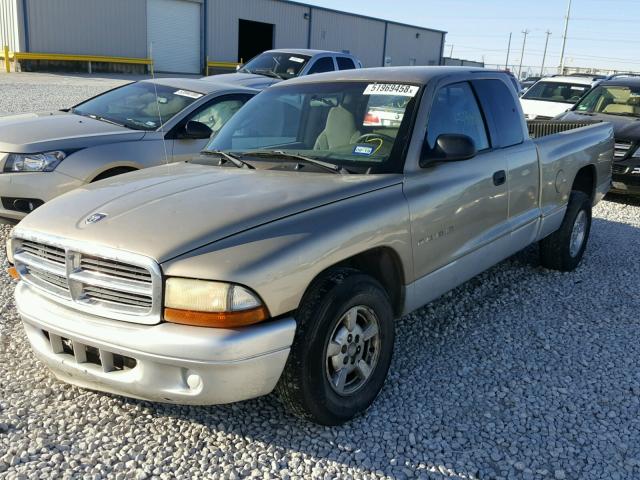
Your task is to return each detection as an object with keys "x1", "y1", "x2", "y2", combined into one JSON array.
[
  {"x1": 473, "y1": 79, "x2": 524, "y2": 148},
  {"x1": 337, "y1": 57, "x2": 356, "y2": 70},
  {"x1": 308, "y1": 57, "x2": 335, "y2": 74},
  {"x1": 426, "y1": 82, "x2": 489, "y2": 152}
]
